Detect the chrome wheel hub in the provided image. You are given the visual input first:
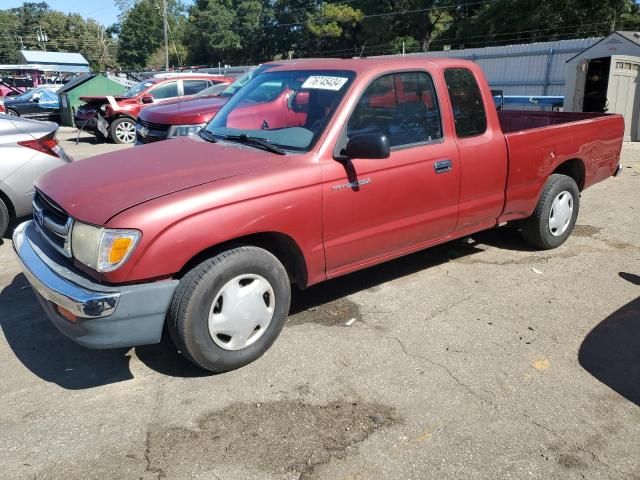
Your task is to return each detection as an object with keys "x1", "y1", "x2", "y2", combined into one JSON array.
[
  {"x1": 115, "y1": 121, "x2": 135, "y2": 143},
  {"x1": 548, "y1": 190, "x2": 573, "y2": 236},
  {"x1": 208, "y1": 274, "x2": 275, "y2": 351}
]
